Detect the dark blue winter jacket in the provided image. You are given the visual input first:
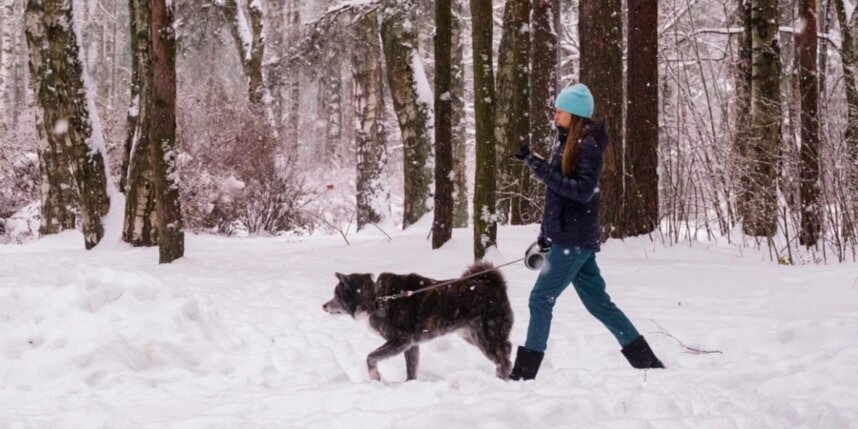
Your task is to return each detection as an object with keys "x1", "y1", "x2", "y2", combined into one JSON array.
[{"x1": 524, "y1": 122, "x2": 608, "y2": 251}]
